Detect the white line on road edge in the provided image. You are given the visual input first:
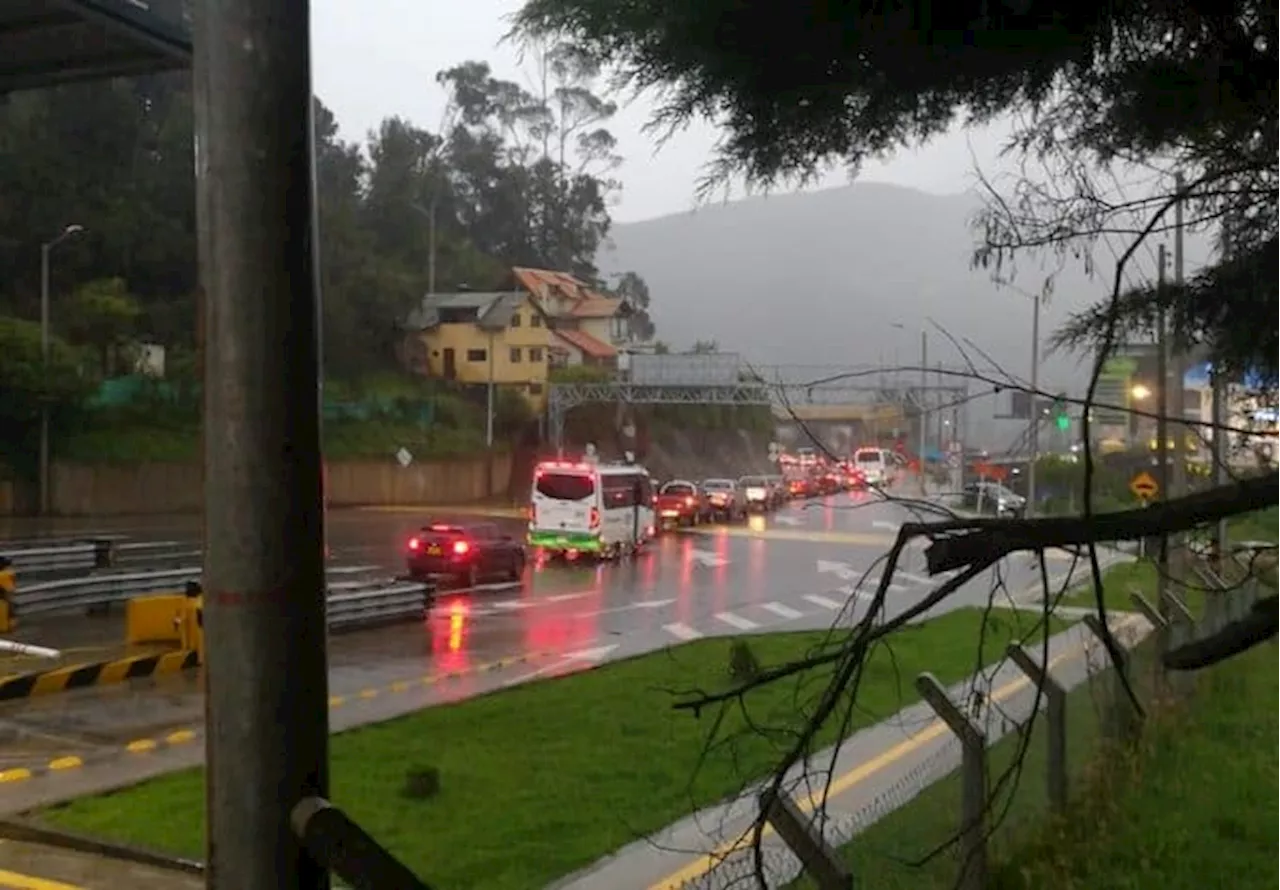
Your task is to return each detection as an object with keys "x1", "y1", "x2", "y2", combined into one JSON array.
[
  {"x1": 664, "y1": 622, "x2": 703, "y2": 641},
  {"x1": 803, "y1": 594, "x2": 846, "y2": 611},
  {"x1": 715, "y1": 612, "x2": 759, "y2": 630},
  {"x1": 759, "y1": 602, "x2": 804, "y2": 620}
]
